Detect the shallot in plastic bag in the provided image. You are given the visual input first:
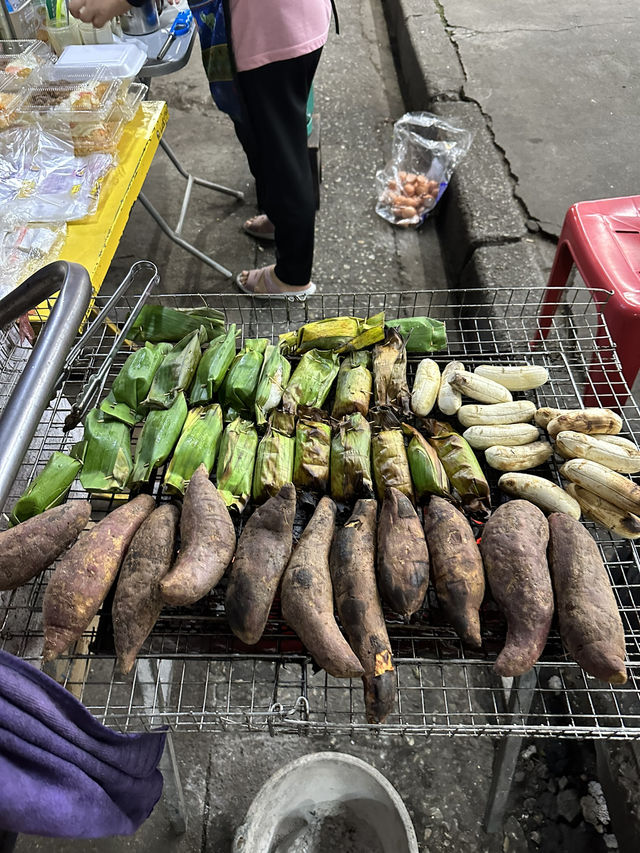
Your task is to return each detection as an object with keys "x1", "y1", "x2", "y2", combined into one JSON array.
[{"x1": 376, "y1": 112, "x2": 473, "y2": 228}]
